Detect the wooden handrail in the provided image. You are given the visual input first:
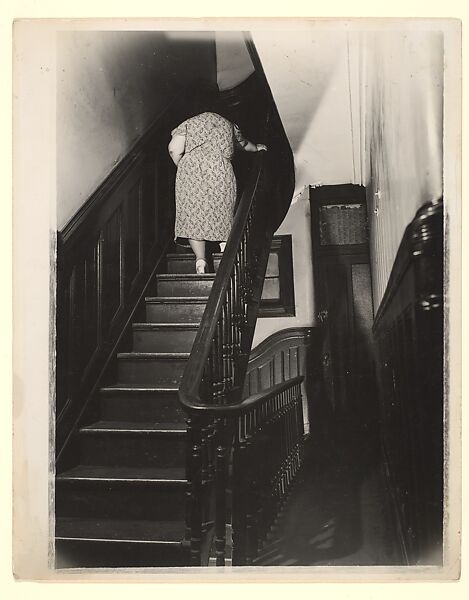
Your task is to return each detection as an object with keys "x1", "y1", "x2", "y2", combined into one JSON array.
[
  {"x1": 180, "y1": 375, "x2": 303, "y2": 416},
  {"x1": 178, "y1": 151, "x2": 265, "y2": 412},
  {"x1": 177, "y1": 36, "x2": 298, "y2": 566}
]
